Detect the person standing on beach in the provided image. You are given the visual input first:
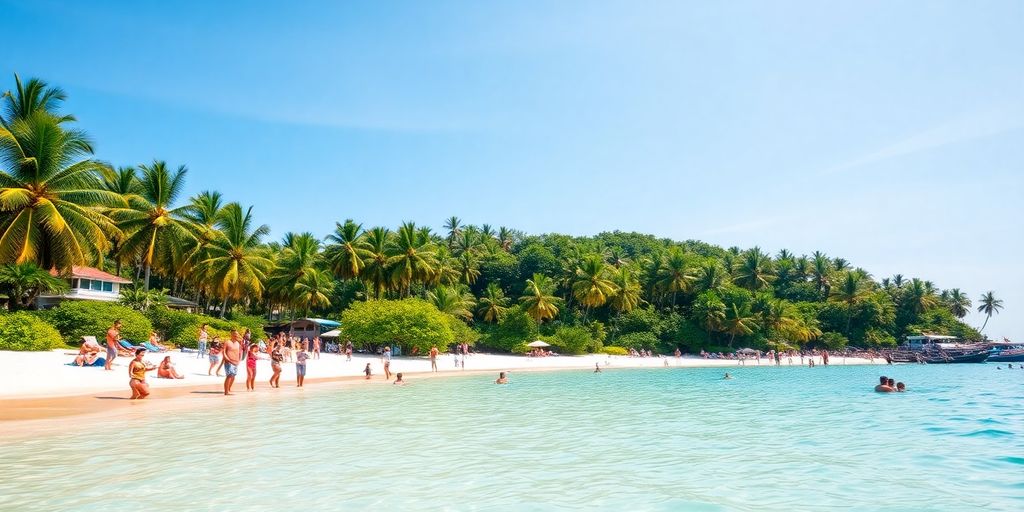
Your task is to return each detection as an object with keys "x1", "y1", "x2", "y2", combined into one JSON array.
[
  {"x1": 382, "y1": 346, "x2": 392, "y2": 380},
  {"x1": 312, "y1": 336, "x2": 321, "y2": 359},
  {"x1": 222, "y1": 330, "x2": 242, "y2": 395},
  {"x1": 197, "y1": 324, "x2": 209, "y2": 358},
  {"x1": 430, "y1": 345, "x2": 439, "y2": 372},
  {"x1": 822, "y1": 349, "x2": 830, "y2": 365},
  {"x1": 296, "y1": 345, "x2": 308, "y2": 387},
  {"x1": 104, "y1": 319, "x2": 122, "y2": 371},
  {"x1": 241, "y1": 328, "x2": 252, "y2": 360},
  {"x1": 269, "y1": 344, "x2": 283, "y2": 388},
  {"x1": 128, "y1": 348, "x2": 156, "y2": 399},
  {"x1": 364, "y1": 362, "x2": 372, "y2": 380},
  {"x1": 245, "y1": 345, "x2": 259, "y2": 391}
]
